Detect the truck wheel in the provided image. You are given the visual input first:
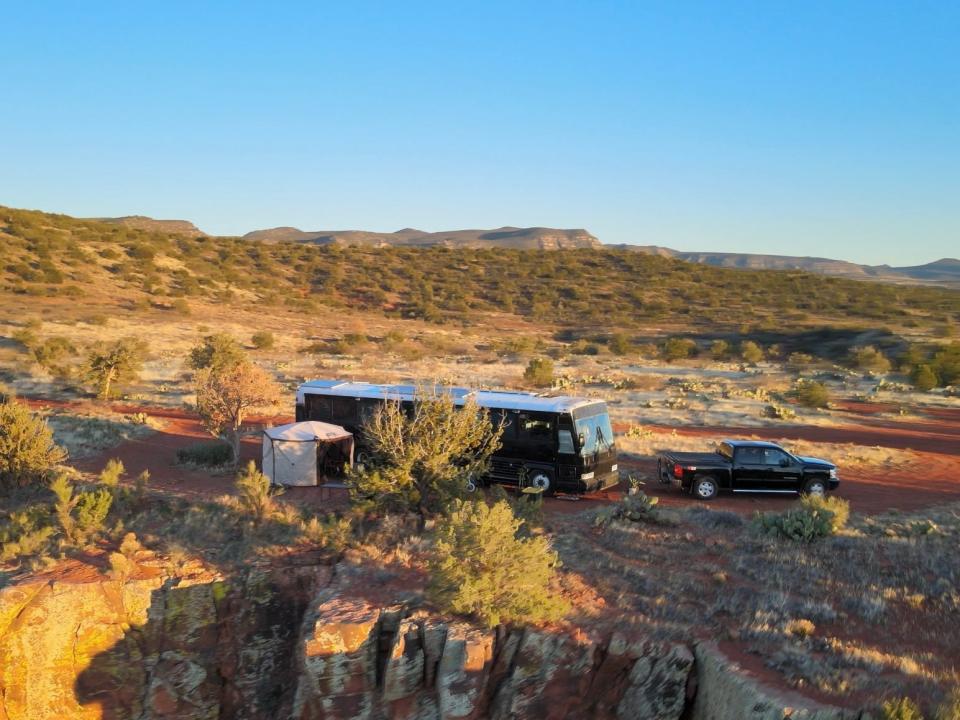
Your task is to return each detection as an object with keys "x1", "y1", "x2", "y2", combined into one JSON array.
[
  {"x1": 802, "y1": 478, "x2": 827, "y2": 497},
  {"x1": 692, "y1": 475, "x2": 718, "y2": 501}
]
